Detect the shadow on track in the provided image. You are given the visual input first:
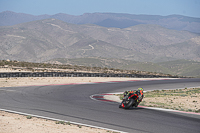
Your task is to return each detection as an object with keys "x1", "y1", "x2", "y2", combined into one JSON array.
[{"x1": 119, "y1": 107, "x2": 145, "y2": 110}]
